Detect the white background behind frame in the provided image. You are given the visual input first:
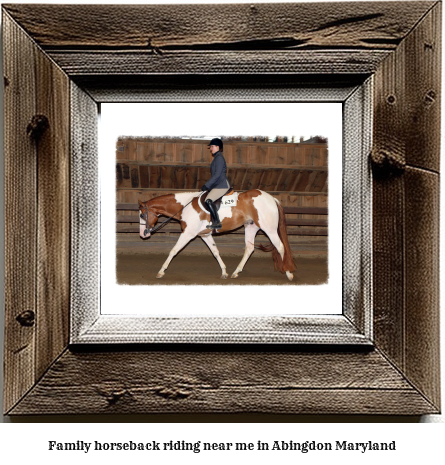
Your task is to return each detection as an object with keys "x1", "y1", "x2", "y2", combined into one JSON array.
[{"x1": 100, "y1": 102, "x2": 343, "y2": 316}]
